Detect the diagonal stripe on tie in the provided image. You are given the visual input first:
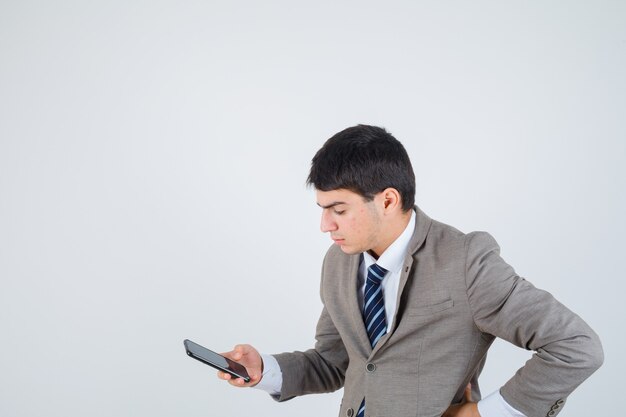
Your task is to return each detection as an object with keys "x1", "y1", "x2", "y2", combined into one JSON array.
[{"x1": 357, "y1": 400, "x2": 366, "y2": 417}]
